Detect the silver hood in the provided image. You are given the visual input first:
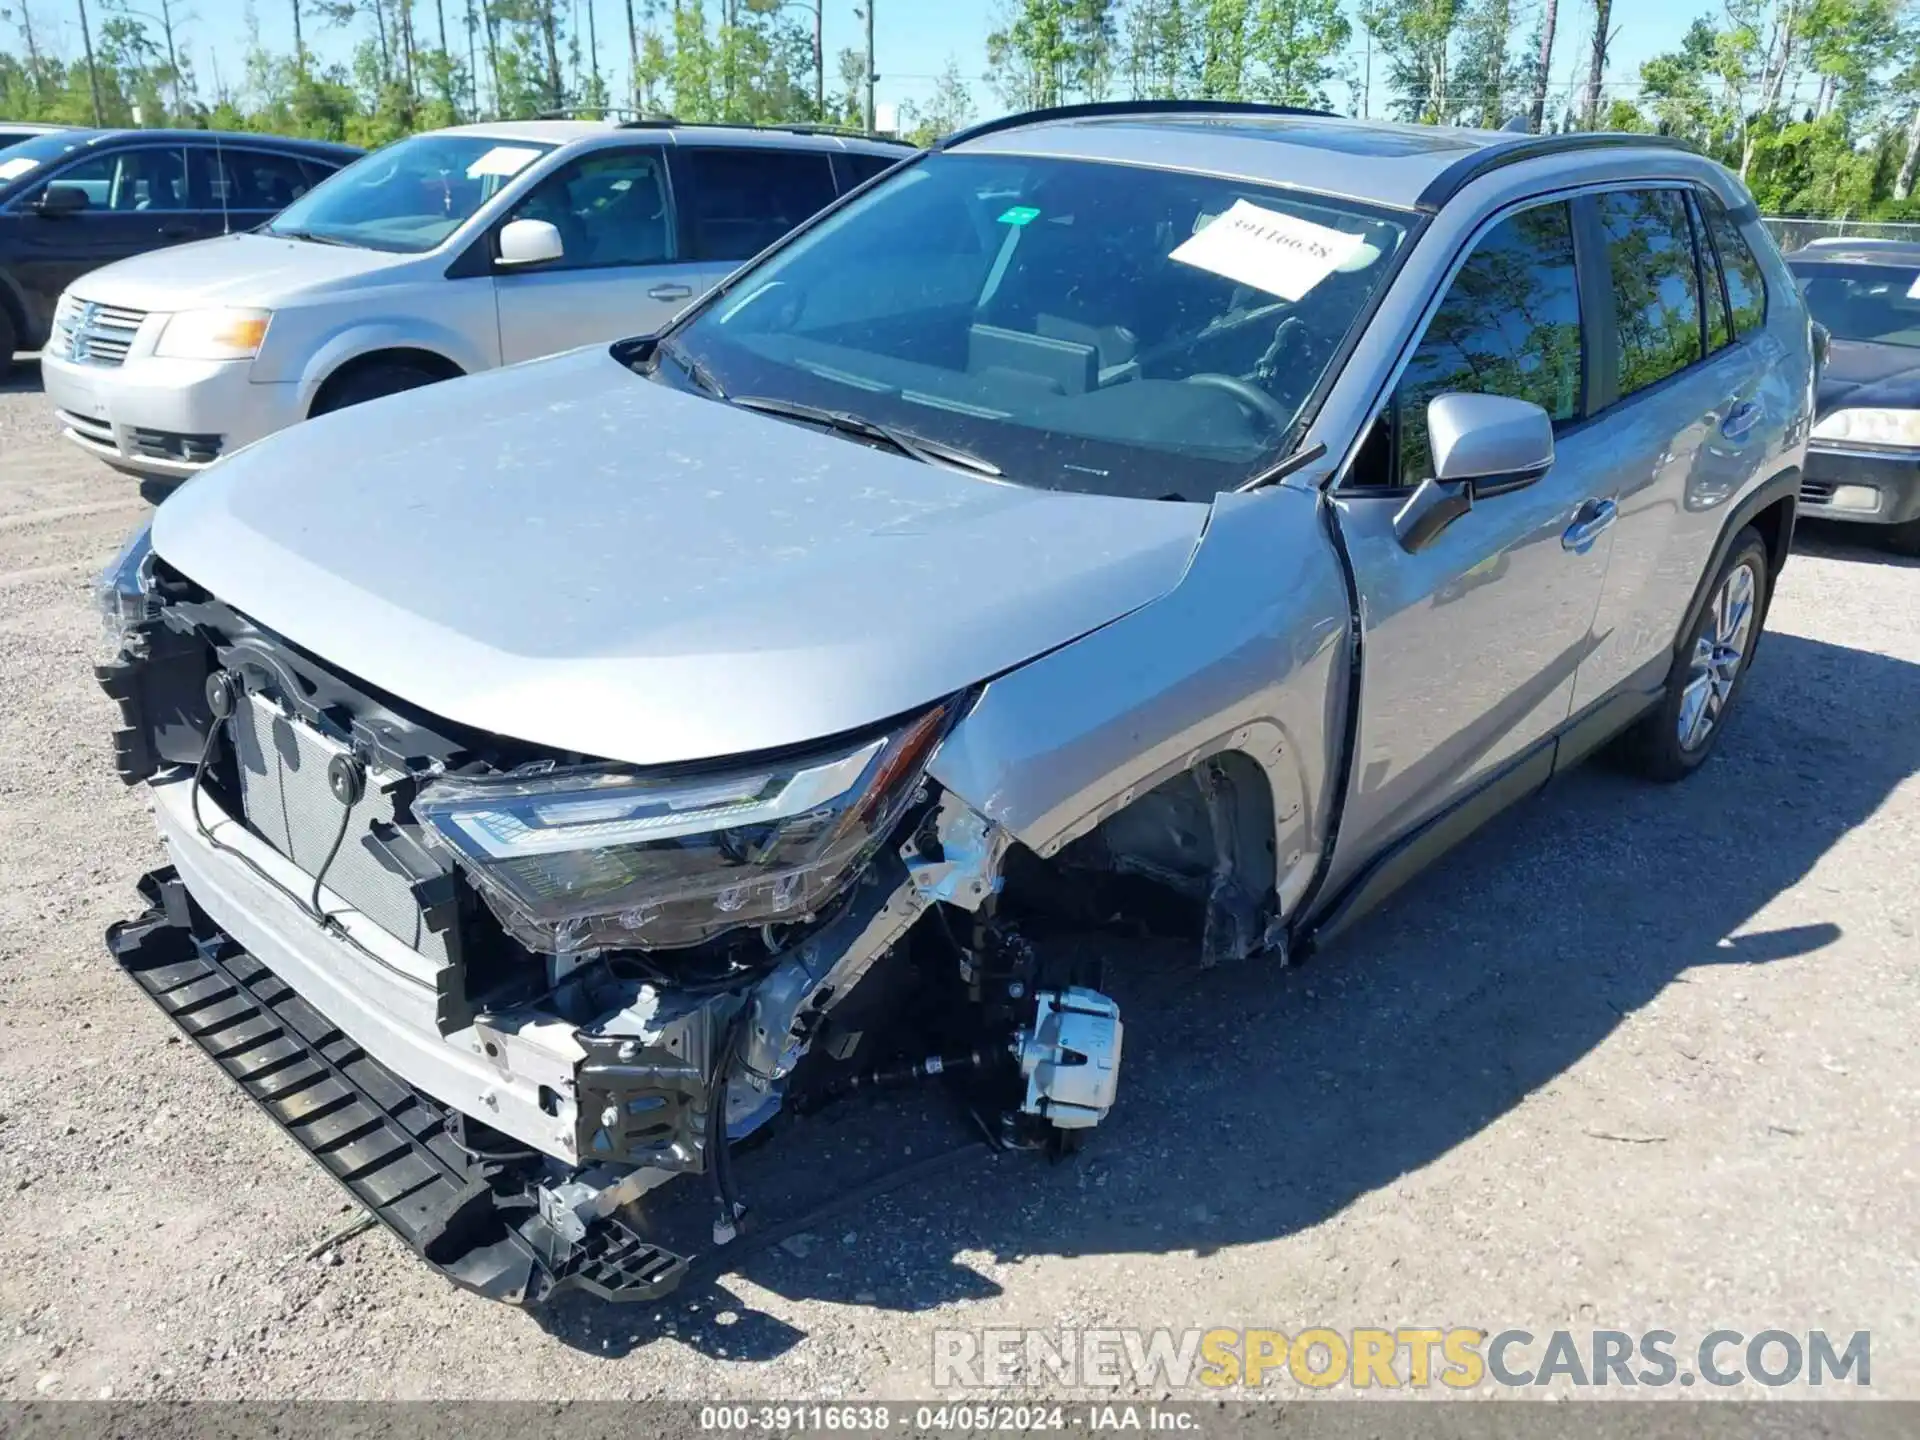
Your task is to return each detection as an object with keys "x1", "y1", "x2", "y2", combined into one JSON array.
[
  {"x1": 70, "y1": 231, "x2": 419, "y2": 310},
  {"x1": 153, "y1": 346, "x2": 1208, "y2": 766}
]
